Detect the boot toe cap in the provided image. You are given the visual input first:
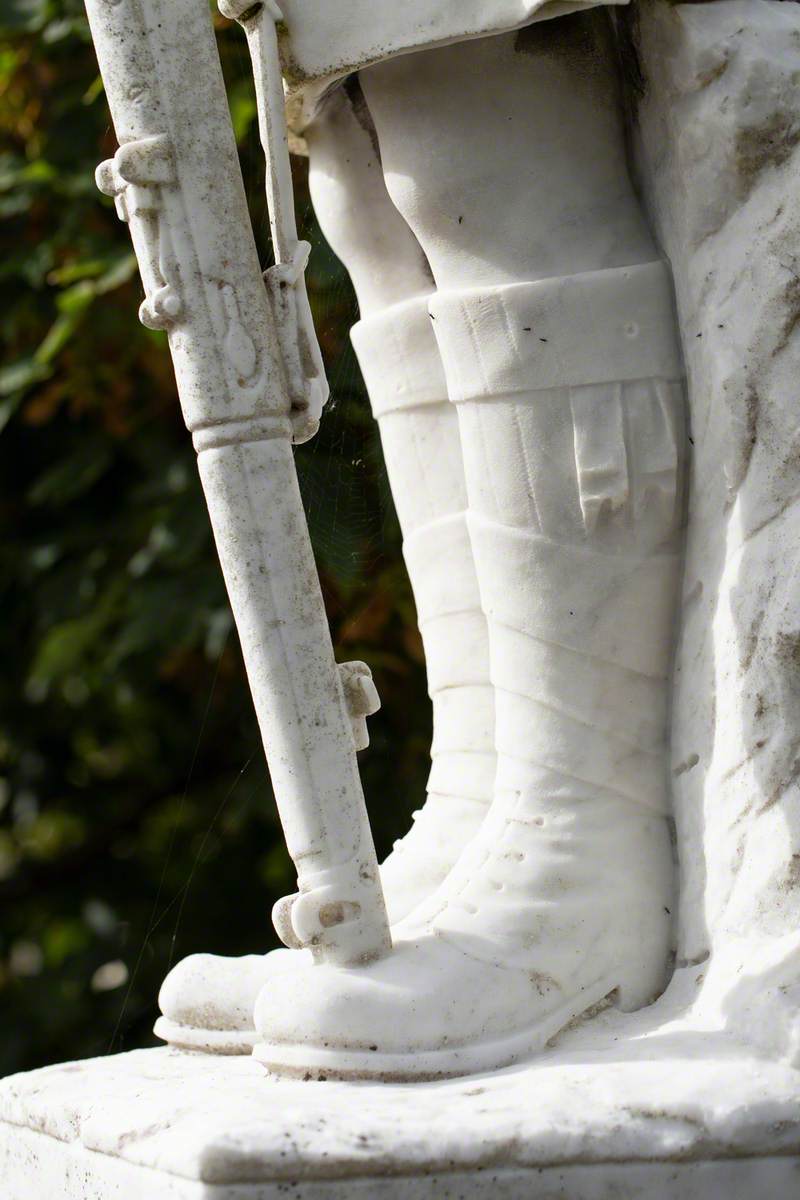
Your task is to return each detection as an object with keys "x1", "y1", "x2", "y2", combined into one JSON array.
[
  {"x1": 253, "y1": 935, "x2": 561, "y2": 1061},
  {"x1": 159, "y1": 949, "x2": 303, "y2": 1033}
]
